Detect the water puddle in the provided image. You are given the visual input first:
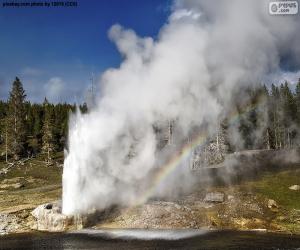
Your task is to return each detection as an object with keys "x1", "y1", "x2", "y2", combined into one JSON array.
[{"x1": 72, "y1": 228, "x2": 212, "y2": 240}]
